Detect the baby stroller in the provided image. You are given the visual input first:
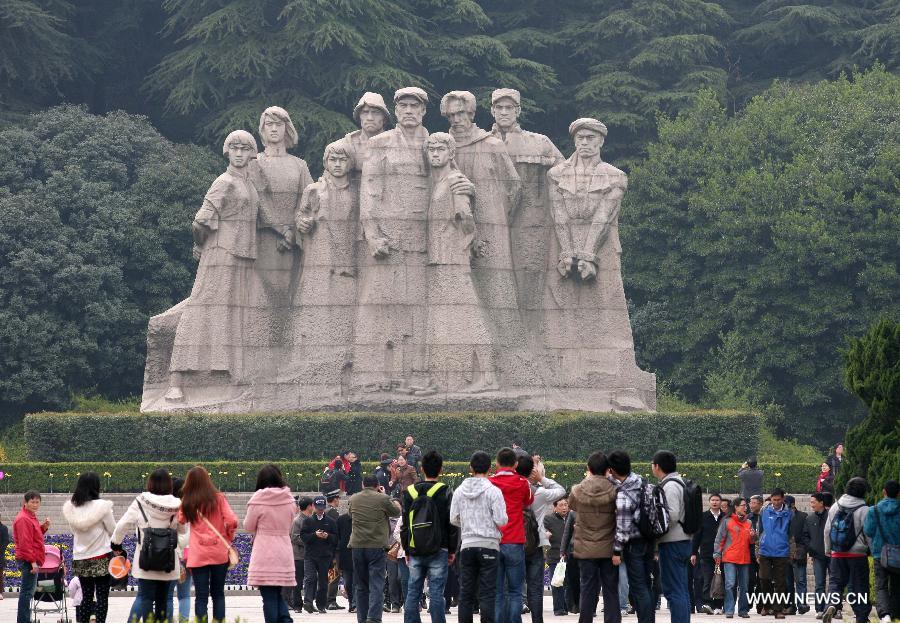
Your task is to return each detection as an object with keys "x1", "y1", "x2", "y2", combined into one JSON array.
[{"x1": 32, "y1": 544, "x2": 69, "y2": 622}]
